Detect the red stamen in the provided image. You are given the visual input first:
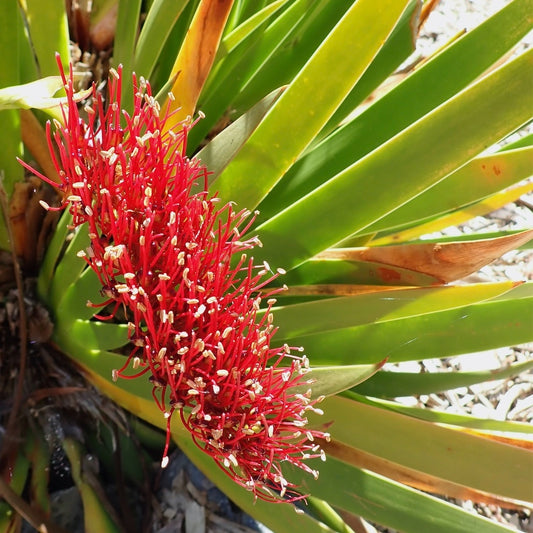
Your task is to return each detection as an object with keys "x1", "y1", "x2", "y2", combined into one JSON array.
[{"x1": 24, "y1": 61, "x2": 329, "y2": 502}]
